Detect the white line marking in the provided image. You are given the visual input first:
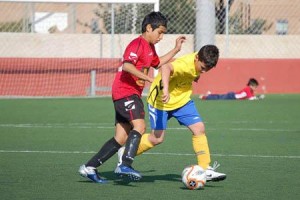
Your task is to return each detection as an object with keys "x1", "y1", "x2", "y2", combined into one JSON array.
[
  {"x1": 0, "y1": 150, "x2": 299, "y2": 159},
  {"x1": 0, "y1": 123, "x2": 298, "y2": 132}
]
